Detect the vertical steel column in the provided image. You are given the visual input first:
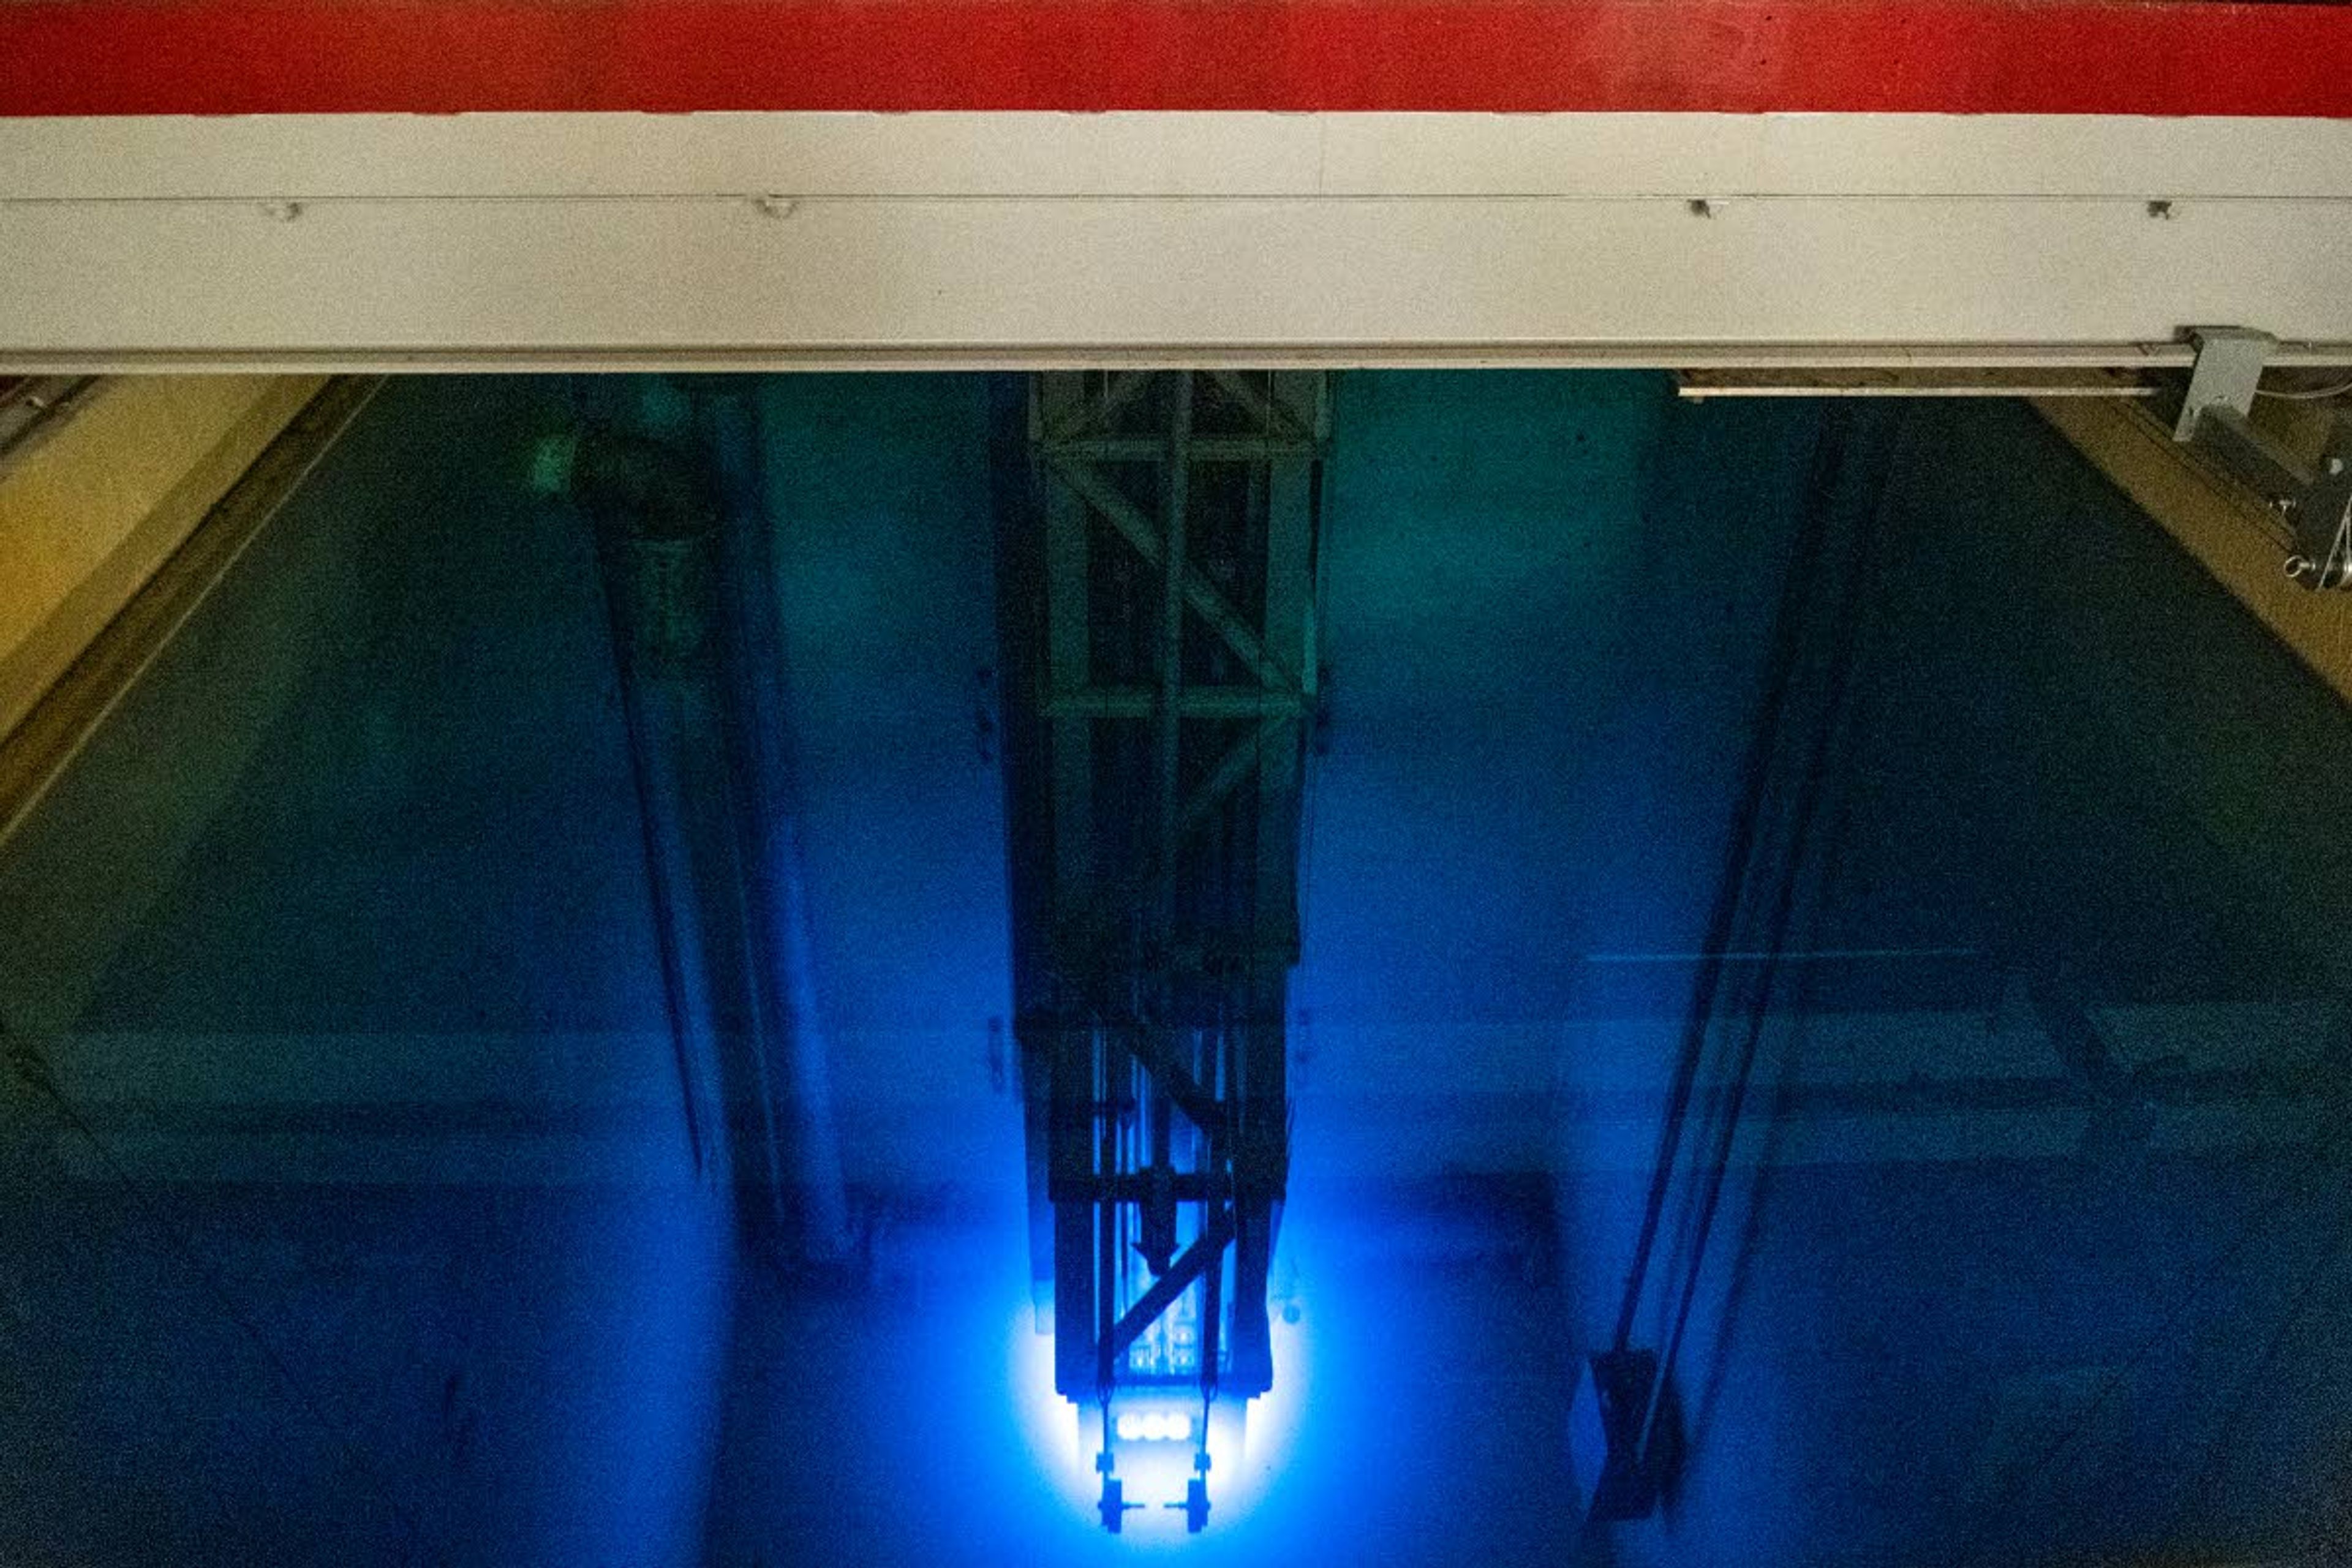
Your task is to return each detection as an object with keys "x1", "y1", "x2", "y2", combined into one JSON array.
[
  {"x1": 1035, "y1": 375, "x2": 1109, "y2": 1387},
  {"x1": 1152, "y1": 372, "x2": 1194, "y2": 951}
]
